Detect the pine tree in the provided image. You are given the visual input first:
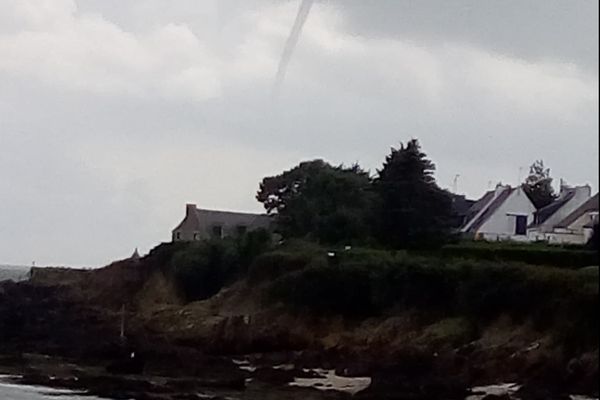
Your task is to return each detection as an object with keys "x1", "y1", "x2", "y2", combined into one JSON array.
[{"x1": 373, "y1": 139, "x2": 453, "y2": 249}]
